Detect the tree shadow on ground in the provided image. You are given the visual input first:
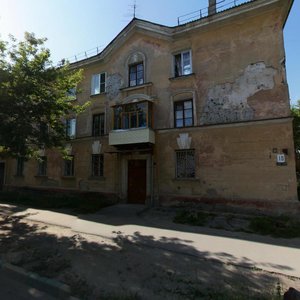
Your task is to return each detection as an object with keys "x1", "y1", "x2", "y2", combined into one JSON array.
[{"x1": 0, "y1": 208, "x2": 296, "y2": 300}]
